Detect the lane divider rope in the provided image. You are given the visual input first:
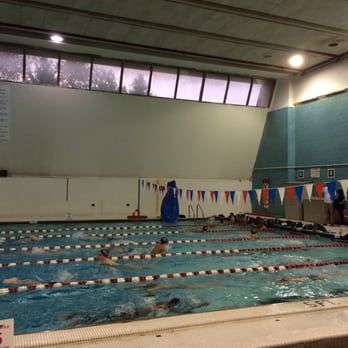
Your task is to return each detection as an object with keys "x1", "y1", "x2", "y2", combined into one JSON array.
[
  {"x1": 0, "y1": 224, "x2": 165, "y2": 235},
  {"x1": 2, "y1": 259, "x2": 348, "y2": 295},
  {"x1": 2, "y1": 230, "x2": 181, "y2": 241},
  {"x1": 0, "y1": 234, "x2": 313, "y2": 252},
  {"x1": 1, "y1": 228, "x2": 272, "y2": 241},
  {"x1": 1, "y1": 243, "x2": 346, "y2": 268},
  {"x1": 0, "y1": 222, "x2": 231, "y2": 235}
]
